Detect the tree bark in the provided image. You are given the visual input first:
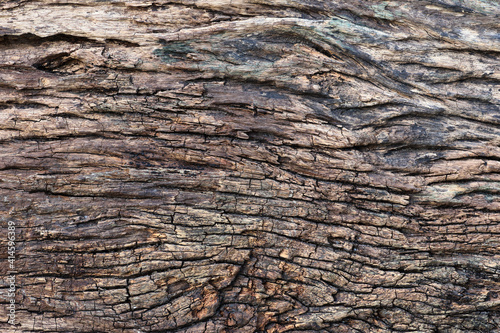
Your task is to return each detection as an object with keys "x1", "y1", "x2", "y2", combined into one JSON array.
[{"x1": 0, "y1": 1, "x2": 500, "y2": 332}]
